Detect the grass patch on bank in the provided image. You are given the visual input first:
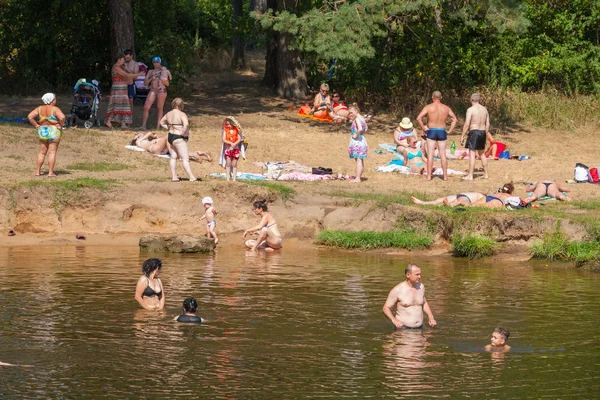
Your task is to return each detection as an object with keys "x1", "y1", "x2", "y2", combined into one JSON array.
[
  {"x1": 531, "y1": 223, "x2": 600, "y2": 266},
  {"x1": 452, "y1": 234, "x2": 499, "y2": 259},
  {"x1": 316, "y1": 229, "x2": 432, "y2": 250},
  {"x1": 66, "y1": 162, "x2": 130, "y2": 172},
  {"x1": 244, "y1": 181, "x2": 296, "y2": 201},
  {"x1": 329, "y1": 191, "x2": 425, "y2": 207},
  {"x1": 18, "y1": 177, "x2": 117, "y2": 190}
]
